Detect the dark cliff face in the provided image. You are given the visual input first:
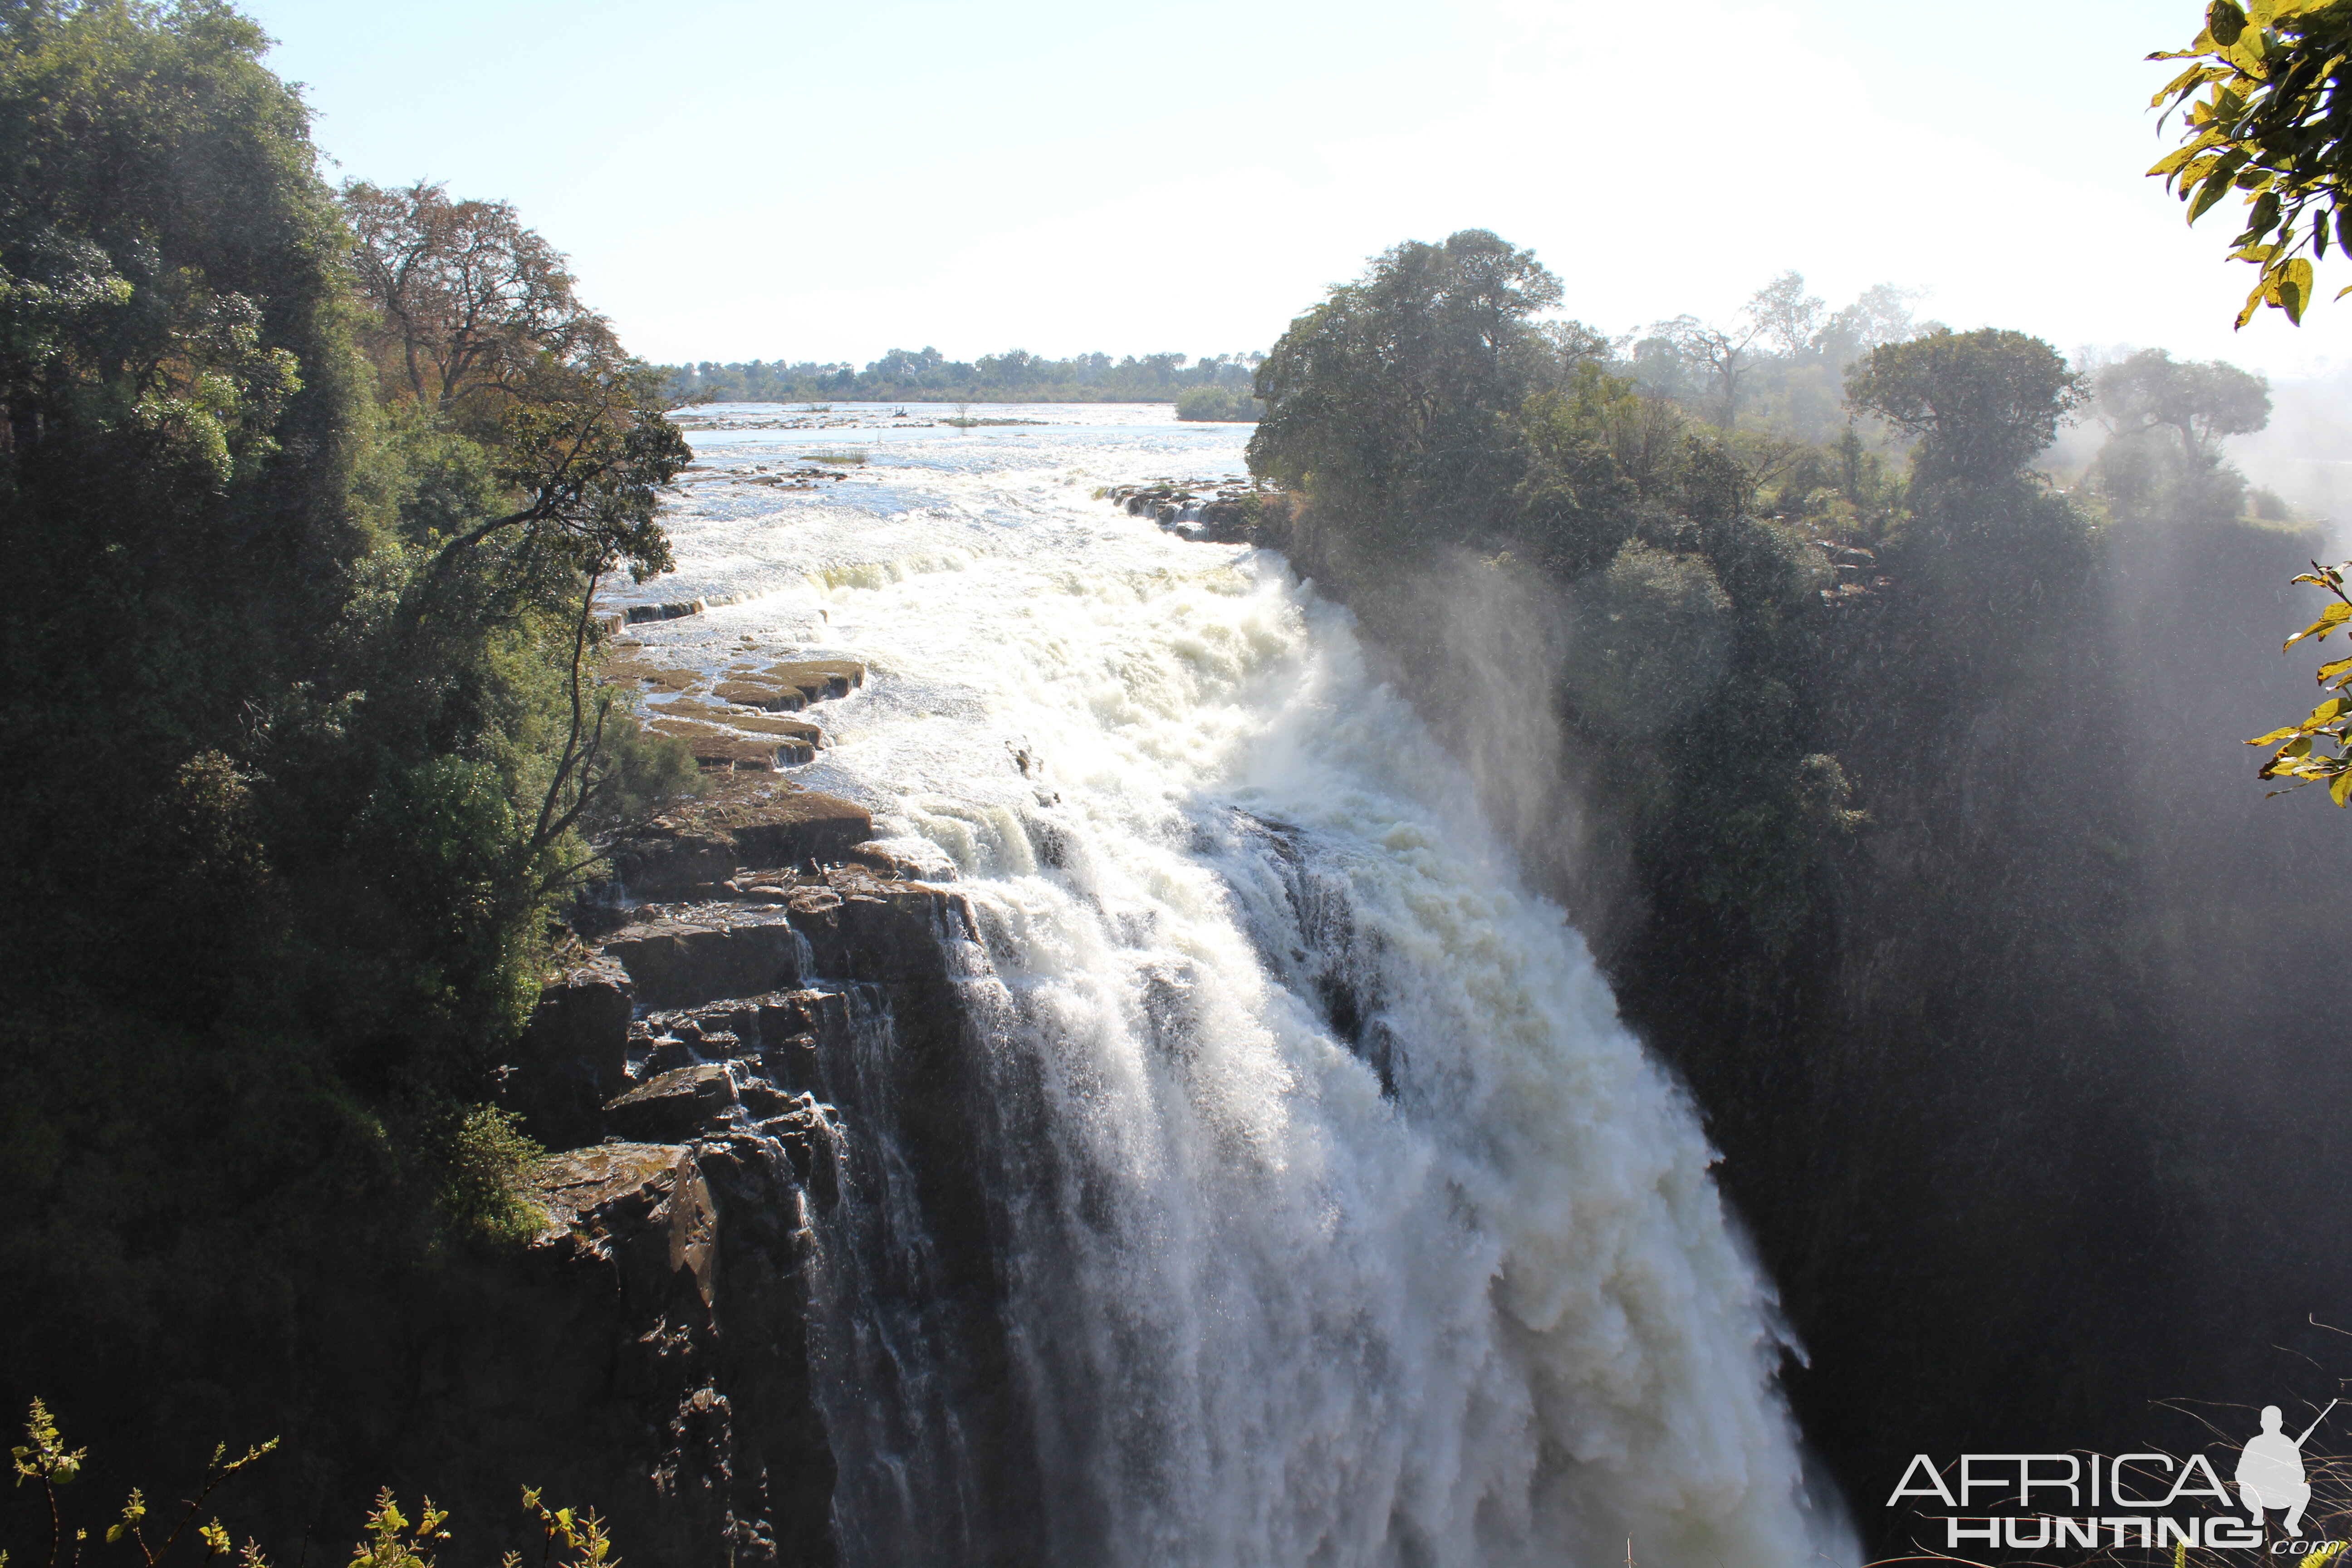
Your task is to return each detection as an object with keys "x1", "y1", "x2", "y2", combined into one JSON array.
[
  {"x1": 430, "y1": 825, "x2": 1040, "y2": 1568},
  {"x1": 0, "y1": 790, "x2": 1024, "y2": 1568},
  {"x1": 1273, "y1": 501, "x2": 2352, "y2": 1550}
]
